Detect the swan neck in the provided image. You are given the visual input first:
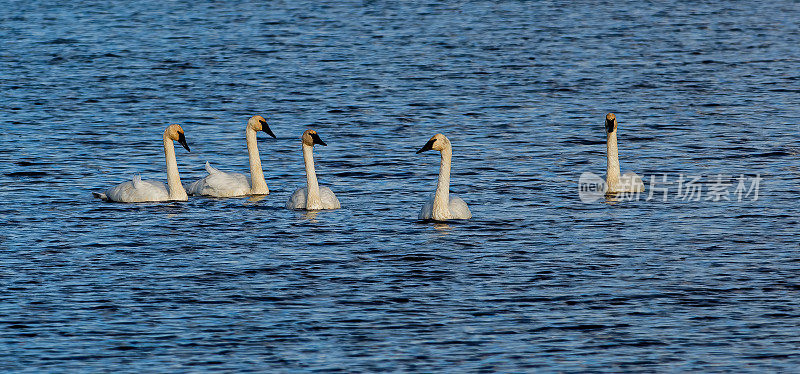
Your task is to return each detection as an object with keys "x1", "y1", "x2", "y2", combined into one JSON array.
[
  {"x1": 246, "y1": 127, "x2": 268, "y2": 194},
  {"x1": 163, "y1": 132, "x2": 187, "y2": 201},
  {"x1": 303, "y1": 143, "x2": 322, "y2": 209},
  {"x1": 606, "y1": 130, "x2": 621, "y2": 192},
  {"x1": 433, "y1": 146, "x2": 452, "y2": 220}
]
